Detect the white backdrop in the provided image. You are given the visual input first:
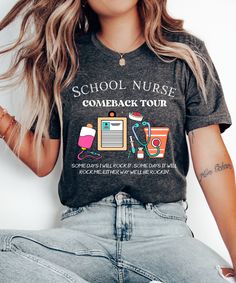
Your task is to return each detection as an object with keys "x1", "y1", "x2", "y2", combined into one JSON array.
[{"x1": 0, "y1": 0, "x2": 235, "y2": 265}]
